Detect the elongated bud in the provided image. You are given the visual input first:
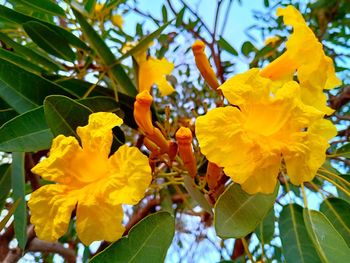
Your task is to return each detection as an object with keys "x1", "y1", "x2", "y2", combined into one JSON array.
[
  {"x1": 192, "y1": 40, "x2": 220, "y2": 90},
  {"x1": 134, "y1": 91, "x2": 170, "y2": 154},
  {"x1": 176, "y1": 127, "x2": 197, "y2": 178},
  {"x1": 206, "y1": 162, "x2": 222, "y2": 190},
  {"x1": 134, "y1": 90, "x2": 154, "y2": 135}
]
